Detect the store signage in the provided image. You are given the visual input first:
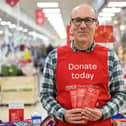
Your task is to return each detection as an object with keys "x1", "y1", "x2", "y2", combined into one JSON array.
[
  {"x1": 6, "y1": 0, "x2": 19, "y2": 7},
  {"x1": 9, "y1": 103, "x2": 24, "y2": 122},
  {"x1": 67, "y1": 25, "x2": 73, "y2": 45},
  {"x1": 94, "y1": 25, "x2": 113, "y2": 43},
  {"x1": 36, "y1": 9, "x2": 45, "y2": 26},
  {"x1": 67, "y1": 25, "x2": 113, "y2": 44}
]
